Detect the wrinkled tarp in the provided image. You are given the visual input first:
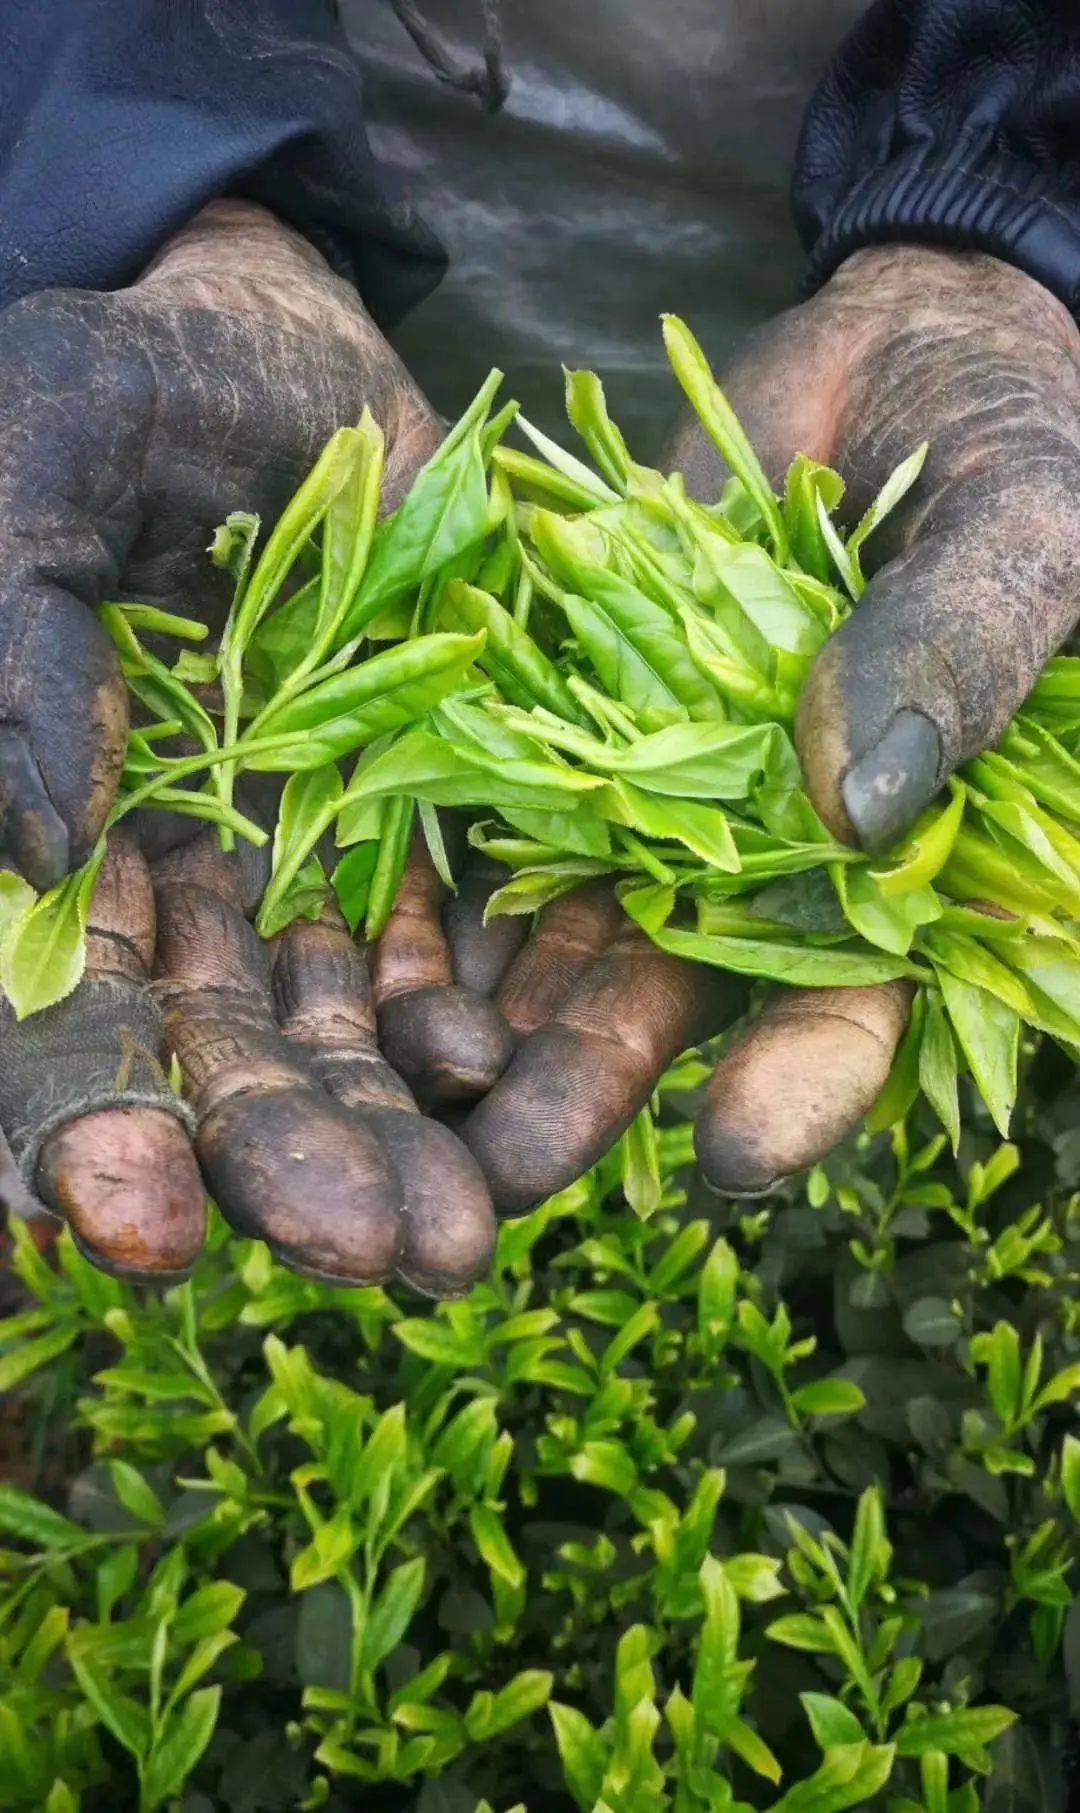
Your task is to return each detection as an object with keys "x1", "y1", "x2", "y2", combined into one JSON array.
[{"x1": 346, "y1": 0, "x2": 865, "y2": 456}]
